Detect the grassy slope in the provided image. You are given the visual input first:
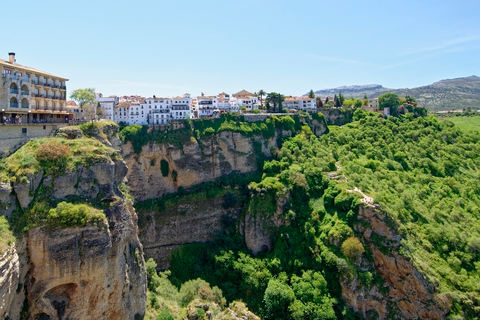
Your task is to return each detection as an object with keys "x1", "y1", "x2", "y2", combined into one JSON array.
[{"x1": 445, "y1": 115, "x2": 480, "y2": 132}]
